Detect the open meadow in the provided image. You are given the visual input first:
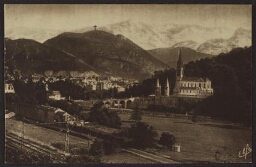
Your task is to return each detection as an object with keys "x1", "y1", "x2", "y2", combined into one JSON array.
[{"x1": 119, "y1": 113, "x2": 252, "y2": 163}]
